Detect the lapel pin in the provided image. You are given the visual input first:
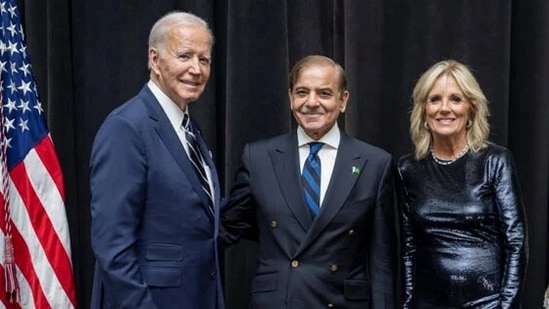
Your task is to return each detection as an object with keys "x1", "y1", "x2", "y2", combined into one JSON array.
[{"x1": 352, "y1": 166, "x2": 360, "y2": 175}]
